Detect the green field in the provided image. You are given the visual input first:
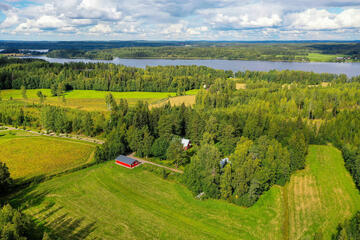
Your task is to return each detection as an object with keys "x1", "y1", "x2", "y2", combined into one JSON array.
[
  {"x1": 1, "y1": 89, "x2": 176, "y2": 111},
  {"x1": 0, "y1": 89, "x2": 199, "y2": 111},
  {"x1": 307, "y1": 53, "x2": 345, "y2": 62},
  {"x1": 11, "y1": 145, "x2": 360, "y2": 239},
  {"x1": 0, "y1": 131, "x2": 96, "y2": 180}
]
